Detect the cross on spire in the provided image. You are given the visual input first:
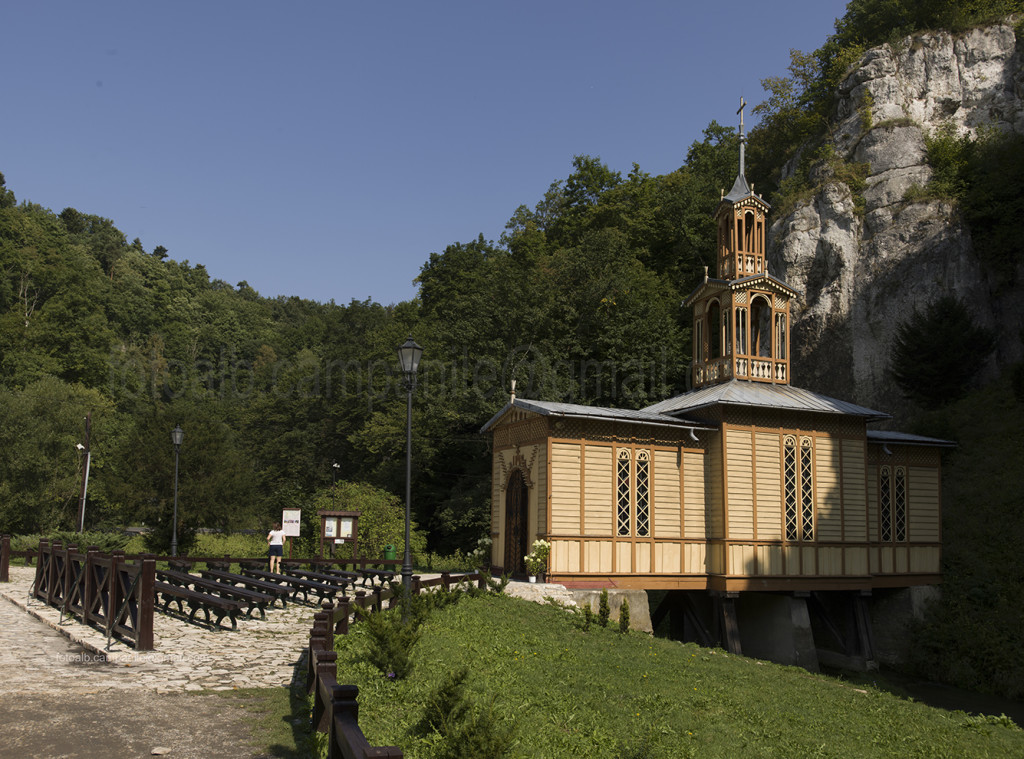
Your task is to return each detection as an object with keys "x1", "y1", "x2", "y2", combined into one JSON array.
[{"x1": 737, "y1": 97, "x2": 747, "y2": 178}]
